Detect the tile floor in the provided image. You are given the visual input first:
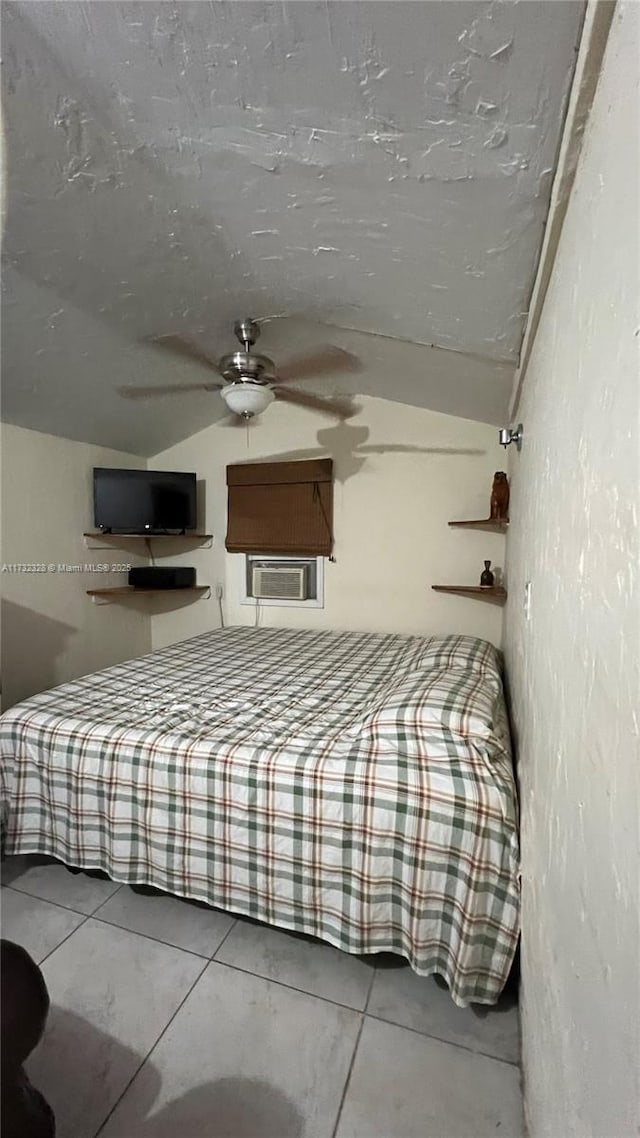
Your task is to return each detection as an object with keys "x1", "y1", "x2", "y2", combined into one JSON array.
[{"x1": 1, "y1": 856, "x2": 523, "y2": 1138}]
